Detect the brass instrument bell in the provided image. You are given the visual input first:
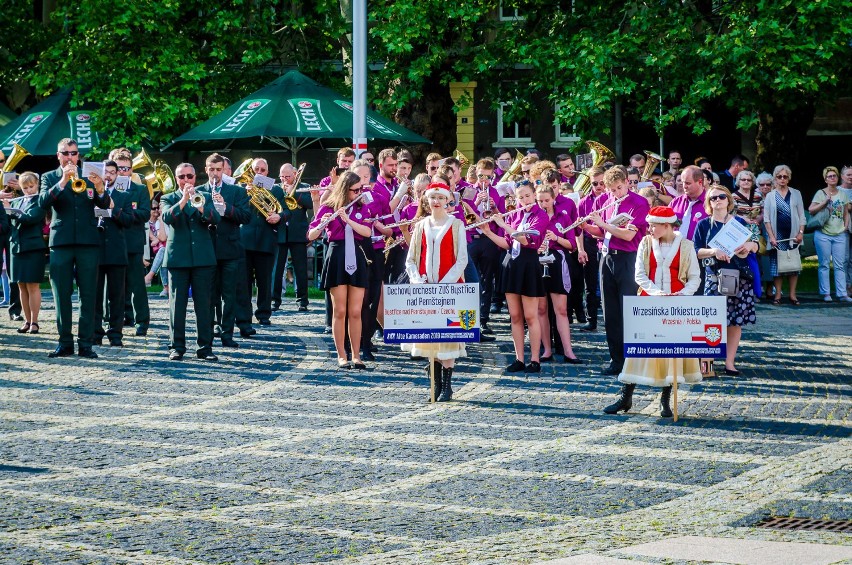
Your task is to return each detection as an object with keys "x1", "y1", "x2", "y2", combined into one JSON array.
[
  {"x1": 1, "y1": 143, "x2": 31, "y2": 196},
  {"x1": 233, "y1": 158, "x2": 256, "y2": 186},
  {"x1": 248, "y1": 185, "x2": 283, "y2": 218},
  {"x1": 641, "y1": 150, "x2": 663, "y2": 181},
  {"x1": 283, "y1": 163, "x2": 307, "y2": 211},
  {"x1": 573, "y1": 141, "x2": 615, "y2": 196},
  {"x1": 498, "y1": 150, "x2": 524, "y2": 184}
]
